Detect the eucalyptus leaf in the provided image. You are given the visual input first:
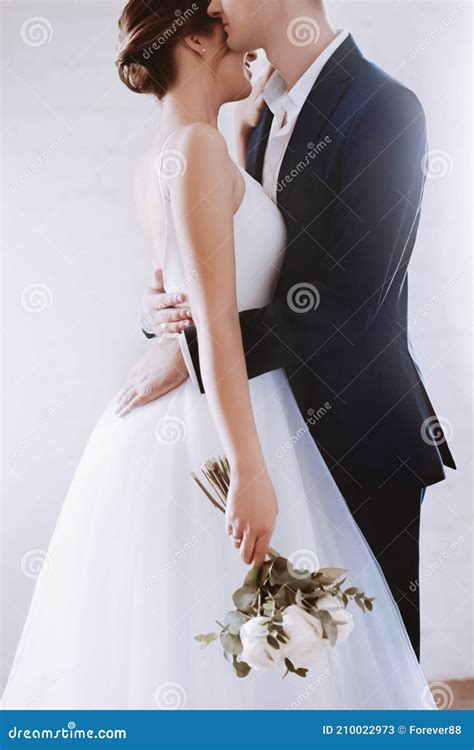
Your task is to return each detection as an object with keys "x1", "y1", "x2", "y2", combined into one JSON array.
[
  {"x1": 194, "y1": 632, "x2": 218, "y2": 649},
  {"x1": 257, "y1": 560, "x2": 272, "y2": 586},
  {"x1": 318, "y1": 567, "x2": 347, "y2": 581},
  {"x1": 243, "y1": 567, "x2": 259, "y2": 589},
  {"x1": 269, "y1": 557, "x2": 293, "y2": 586},
  {"x1": 273, "y1": 586, "x2": 289, "y2": 609},
  {"x1": 284, "y1": 657, "x2": 296, "y2": 673},
  {"x1": 232, "y1": 585, "x2": 257, "y2": 612},
  {"x1": 220, "y1": 630, "x2": 243, "y2": 656},
  {"x1": 267, "y1": 635, "x2": 280, "y2": 650},
  {"x1": 295, "y1": 667, "x2": 309, "y2": 678},
  {"x1": 224, "y1": 611, "x2": 247, "y2": 633},
  {"x1": 345, "y1": 587, "x2": 359, "y2": 596},
  {"x1": 232, "y1": 656, "x2": 251, "y2": 678},
  {"x1": 272, "y1": 608, "x2": 284, "y2": 623}
]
